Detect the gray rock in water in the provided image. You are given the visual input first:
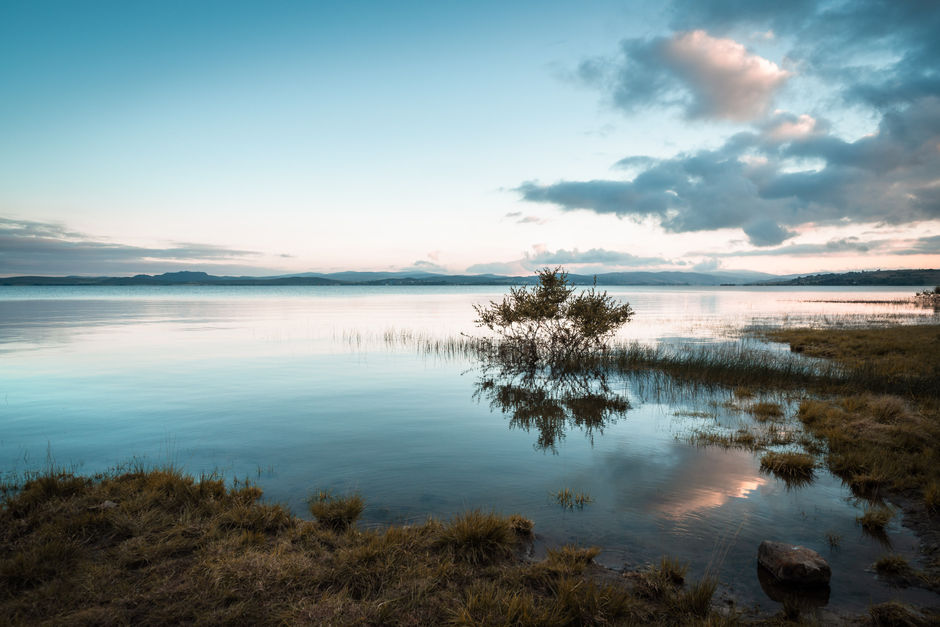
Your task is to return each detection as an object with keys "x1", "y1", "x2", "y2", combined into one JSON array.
[{"x1": 758, "y1": 541, "x2": 831, "y2": 586}]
